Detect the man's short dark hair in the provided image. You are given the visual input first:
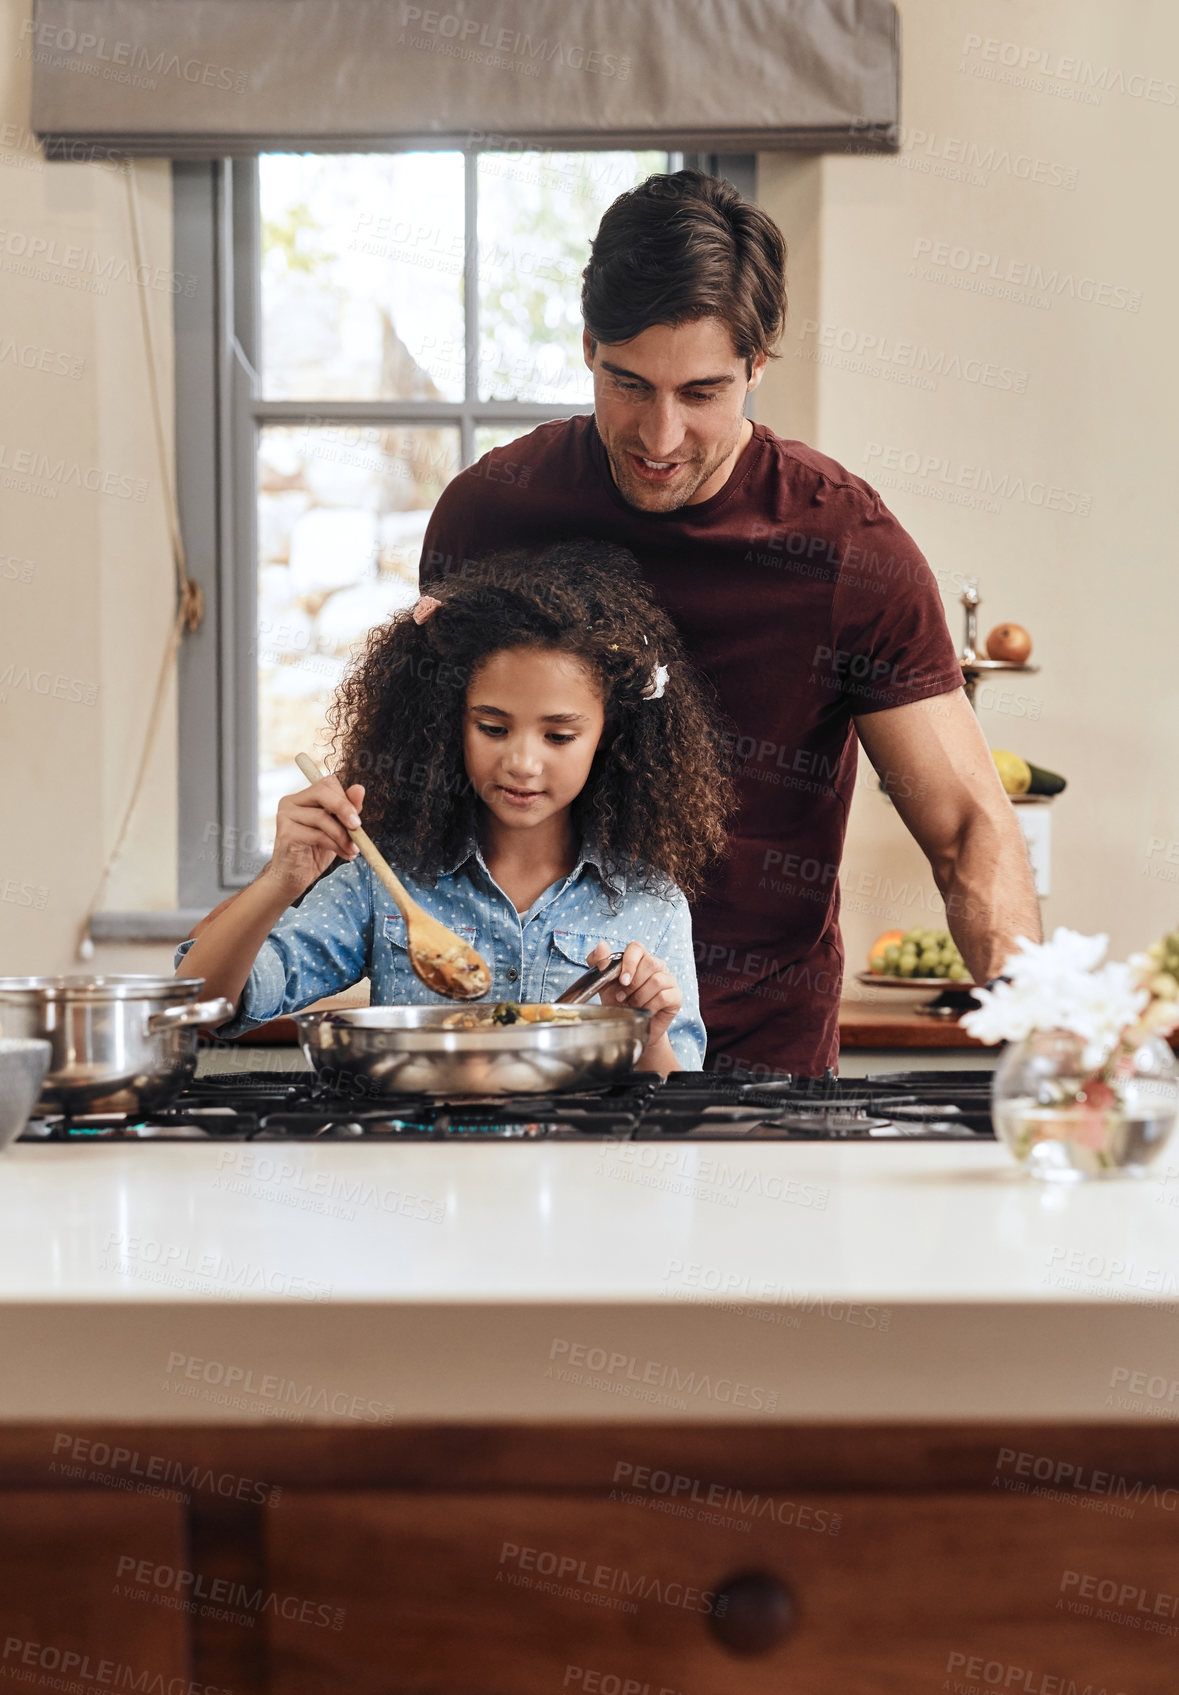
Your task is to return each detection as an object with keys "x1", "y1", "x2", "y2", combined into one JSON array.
[{"x1": 581, "y1": 168, "x2": 787, "y2": 373}]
